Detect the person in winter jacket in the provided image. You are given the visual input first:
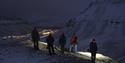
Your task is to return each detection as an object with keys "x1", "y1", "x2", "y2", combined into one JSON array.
[
  {"x1": 46, "y1": 33, "x2": 55, "y2": 55},
  {"x1": 69, "y1": 33, "x2": 78, "y2": 52},
  {"x1": 89, "y1": 38, "x2": 98, "y2": 63},
  {"x1": 59, "y1": 32, "x2": 66, "y2": 54},
  {"x1": 31, "y1": 27, "x2": 40, "y2": 50}
]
